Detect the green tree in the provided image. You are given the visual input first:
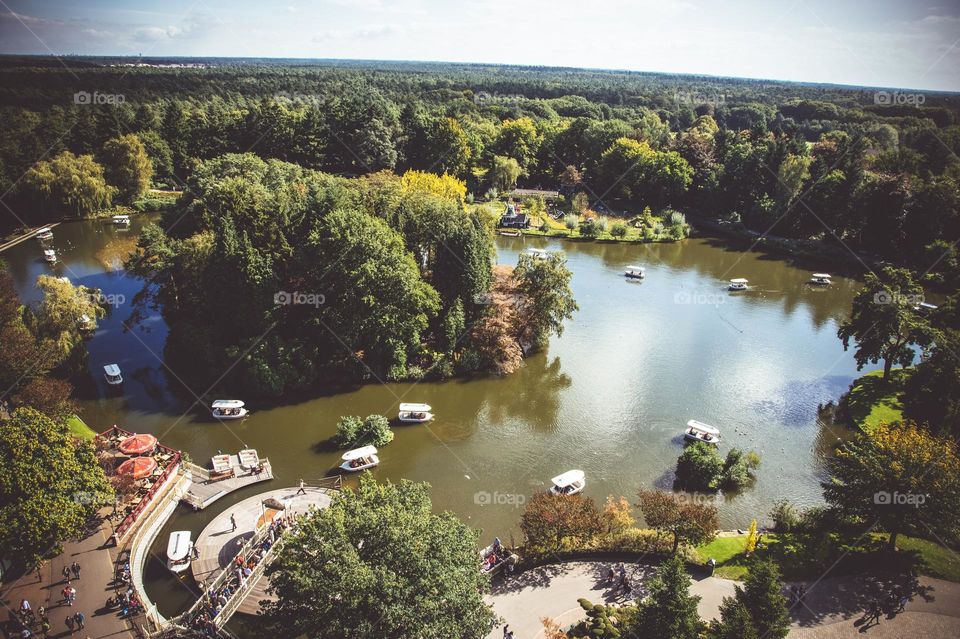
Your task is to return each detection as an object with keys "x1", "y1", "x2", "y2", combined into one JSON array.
[
  {"x1": 21, "y1": 151, "x2": 115, "y2": 217},
  {"x1": 493, "y1": 118, "x2": 541, "y2": 172},
  {"x1": 735, "y1": 558, "x2": 790, "y2": 639},
  {"x1": 33, "y1": 275, "x2": 106, "y2": 362},
  {"x1": 636, "y1": 489, "x2": 719, "y2": 553},
  {"x1": 632, "y1": 554, "x2": 704, "y2": 639},
  {"x1": 490, "y1": 155, "x2": 522, "y2": 192},
  {"x1": 822, "y1": 422, "x2": 960, "y2": 550},
  {"x1": 263, "y1": 475, "x2": 496, "y2": 638},
  {"x1": 513, "y1": 251, "x2": 579, "y2": 349},
  {"x1": 675, "y1": 442, "x2": 725, "y2": 491},
  {"x1": 101, "y1": 134, "x2": 153, "y2": 202},
  {"x1": 0, "y1": 408, "x2": 113, "y2": 568},
  {"x1": 837, "y1": 267, "x2": 933, "y2": 381},
  {"x1": 708, "y1": 598, "x2": 759, "y2": 639}
]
